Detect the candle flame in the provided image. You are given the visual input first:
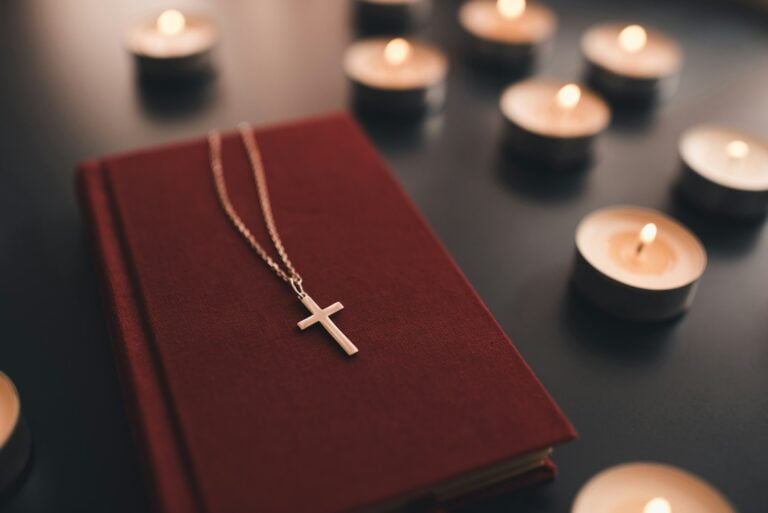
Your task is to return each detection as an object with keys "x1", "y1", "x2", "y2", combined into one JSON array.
[
  {"x1": 497, "y1": 0, "x2": 526, "y2": 19},
  {"x1": 726, "y1": 140, "x2": 749, "y2": 160},
  {"x1": 157, "y1": 9, "x2": 186, "y2": 36},
  {"x1": 639, "y1": 223, "x2": 658, "y2": 245},
  {"x1": 556, "y1": 84, "x2": 581, "y2": 111},
  {"x1": 618, "y1": 24, "x2": 647, "y2": 53},
  {"x1": 384, "y1": 38, "x2": 411, "y2": 66},
  {"x1": 643, "y1": 497, "x2": 671, "y2": 513}
]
